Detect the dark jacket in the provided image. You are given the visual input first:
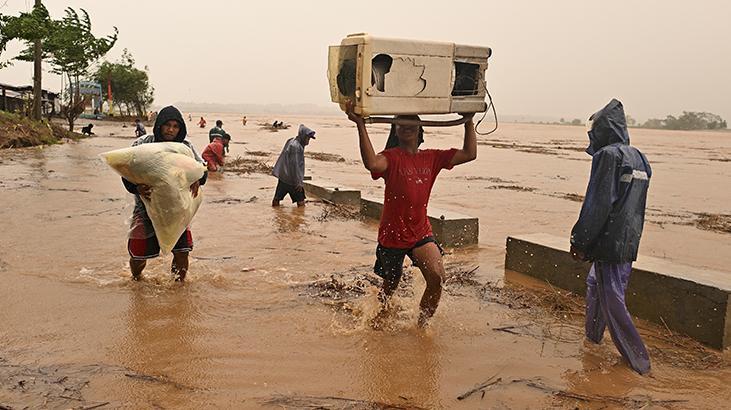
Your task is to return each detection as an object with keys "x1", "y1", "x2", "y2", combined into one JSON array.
[
  {"x1": 571, "y1": 99, "x2": 652, "y2": 263},
  {"x1": 122, "y1": 105, "x2": 207, "y2": 194},
  {"x1": 209, "y1": 126, "x2": 225, "y2": 143}
]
